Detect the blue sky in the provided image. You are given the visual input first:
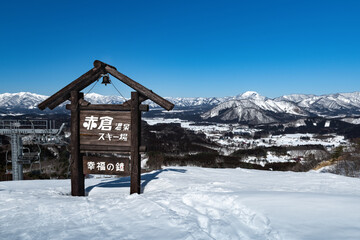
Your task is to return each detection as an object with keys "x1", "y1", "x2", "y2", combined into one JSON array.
[{"x1": 0, "y1": 0, "x2": 360, "y2": 98}]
